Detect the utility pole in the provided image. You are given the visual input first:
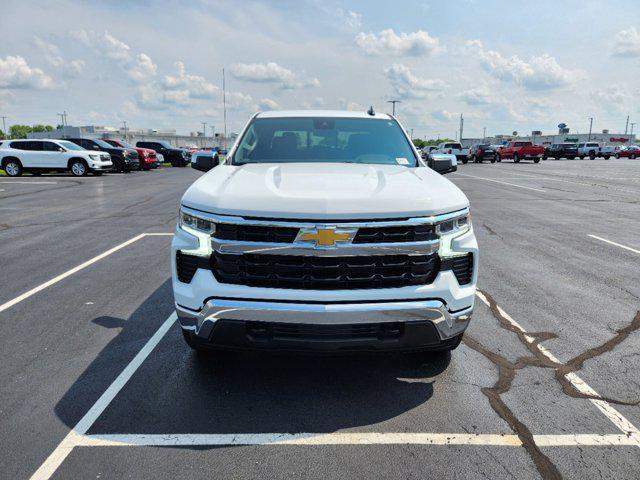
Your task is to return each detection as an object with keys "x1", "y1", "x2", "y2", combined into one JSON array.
[
  {"x1": 387, "y1": 100, "x2": 401, "y2": 116},
  {"x1": 625, "y1": 115, "x2": 629, "y2": 135},
  {"x1": 588, "y1": 117, "x2": 593, "y2": 141},
  {"x1": 222, "y1": 68, "x2": 227, "y2": 149},
  {"x1": 123, "y1": 121, "x2": 128, "y2": 141},
  {"x1": 1, "y1": 116, "x2": 7, "y2": 139},
  {"x1": 410, "y1": 128, "x2": 414, "y2": 140},
  {"x1": 631, "y1": 123, "x2": 636, "y2": 136},
  {"x1": 459, "y1": 114, "x2": 464, "y2": 143},
  {"x1": 483, "y1": 127, "x2": 486, "y2": 140},
  {"x1": 201, "y1": 122, "x2": 207, "y2": 147}
]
